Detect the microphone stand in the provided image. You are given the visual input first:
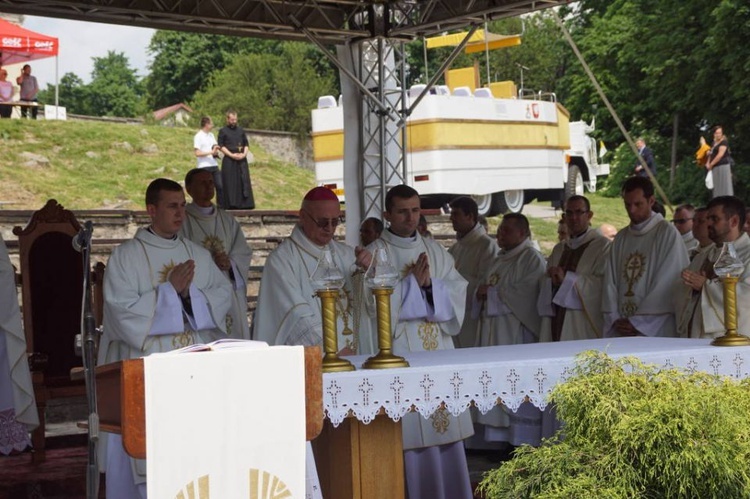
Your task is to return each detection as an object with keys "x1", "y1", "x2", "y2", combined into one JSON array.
[{"x1": 77, "y1": 222, "x2": 100, "y2": 499}]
